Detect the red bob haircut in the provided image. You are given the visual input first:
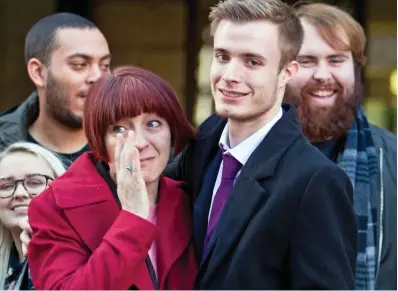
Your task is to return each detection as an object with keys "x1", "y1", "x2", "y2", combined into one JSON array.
[{"x1": 84, "y1": 65, "x2": 196, "y2": 162}]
